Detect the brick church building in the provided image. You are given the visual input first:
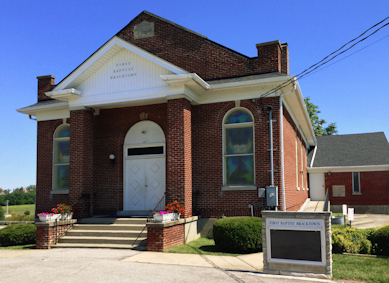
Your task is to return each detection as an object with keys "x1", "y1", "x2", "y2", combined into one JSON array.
[{"x1": 18, "y1": 11, "x2": 315, "y2": 220}]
